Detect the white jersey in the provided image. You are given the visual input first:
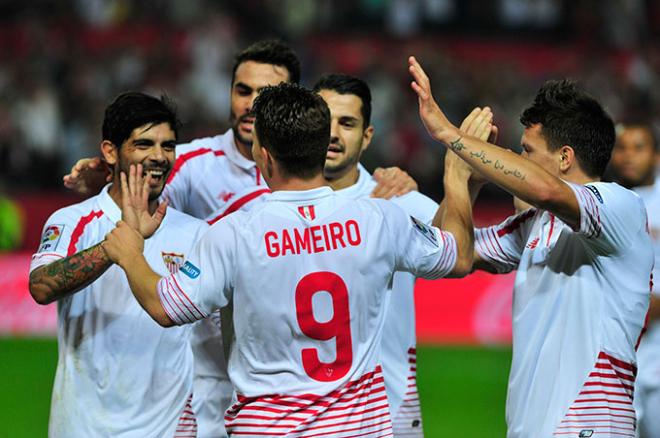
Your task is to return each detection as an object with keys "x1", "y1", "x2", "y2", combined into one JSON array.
[
  {"x1": 156, "y1": 187, "x2": 457, "y2": 437},
  {"x1": 475, "y1": 181, "x2": 653, "y2": 438},
  {"x1": 29, "y1": 185, "x2": 208, "y2": 438},
  {"x1": 337, "y1": 164, "x2": 438, "y2": 436},
  {"x1": 632, "y1": 180, "x2": 660, "y2": 437},
  {"x1": 163, "y1": 129, "x2": 269, "y2": 222},
  {"x1": 163, "y1": 129, "x2": 268, "y2": 437}
]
